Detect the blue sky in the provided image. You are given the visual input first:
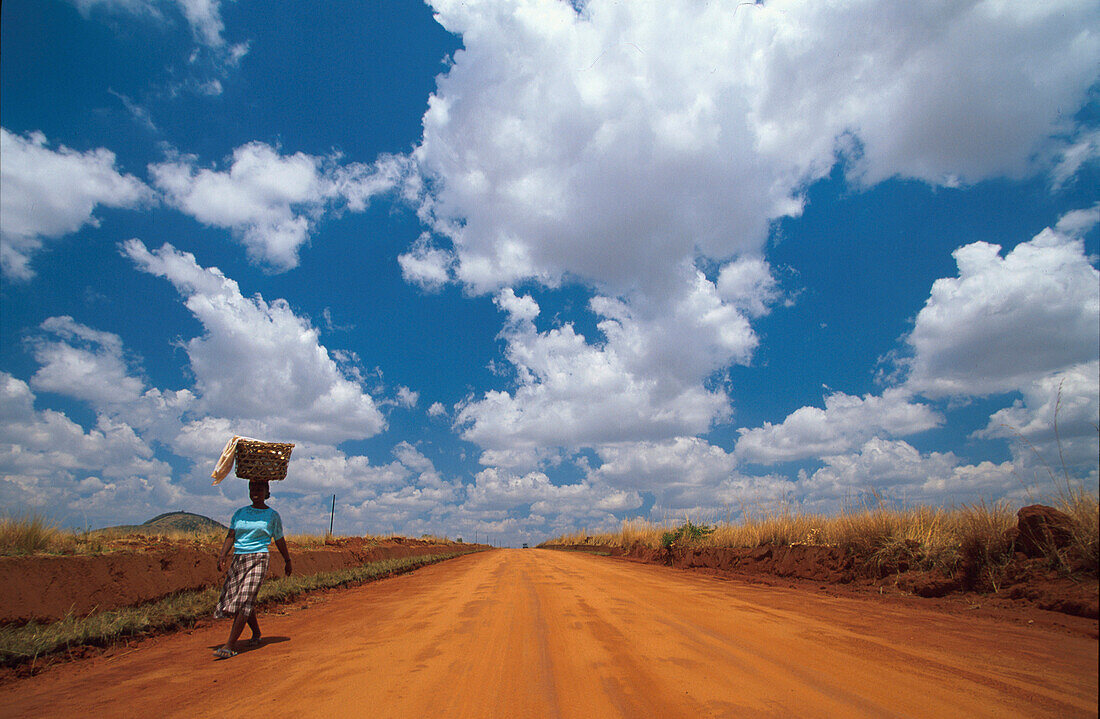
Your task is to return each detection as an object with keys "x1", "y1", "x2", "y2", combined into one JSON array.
[{"x1": 2, "y1": 0, "x2": 1098, "y2": 545}]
